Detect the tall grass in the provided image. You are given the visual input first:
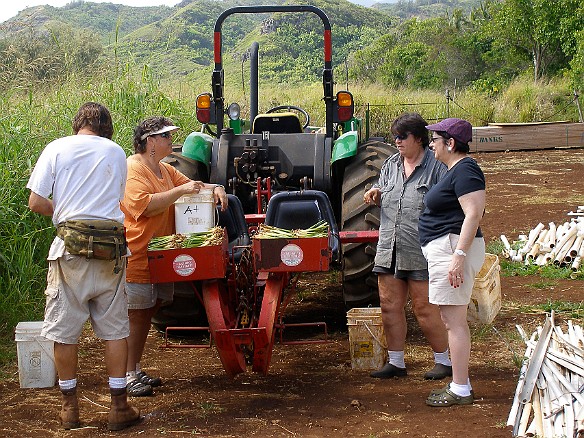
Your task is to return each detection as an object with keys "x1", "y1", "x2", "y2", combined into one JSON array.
[{"x1": 0, "y1": 68, "x2": 203, "y2": 368}]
